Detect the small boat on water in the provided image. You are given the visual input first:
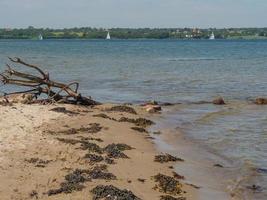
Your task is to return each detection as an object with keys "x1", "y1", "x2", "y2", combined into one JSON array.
[
  {"x1": 106, "y1": 32, "x2": 111, "y2": 40},
  {"x1": 38, "y1": 34, "x2": 43, "y2": 40},
  {"x1": 209, "y1": 32, "x2": 215, "y2": 40}
]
